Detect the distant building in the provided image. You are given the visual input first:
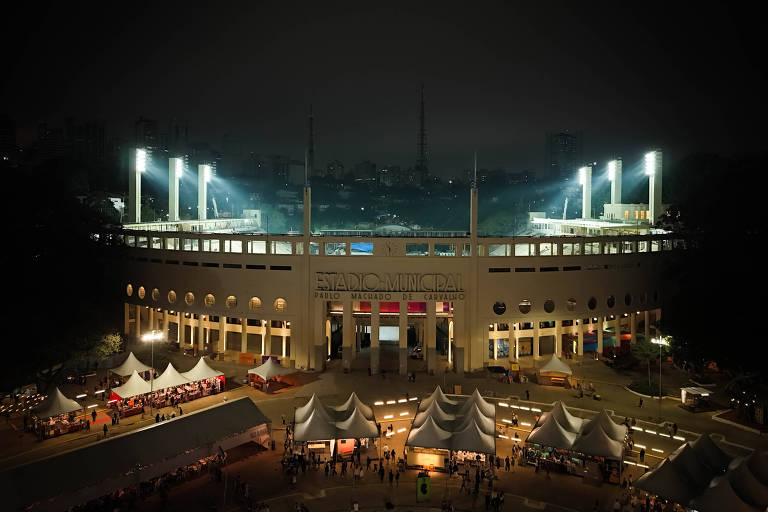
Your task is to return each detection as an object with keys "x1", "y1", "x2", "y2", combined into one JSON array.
[
  {"x1": 326, "y1": 160, "x2": 344, "y2": 179},
  {"x1": 0, "y1": 115, "x2": 16, "y2": 160},
  {"x1": 65, "y1": 118, "x2": 106, "y2": 163},
  {"x1": 353, "y1": 160, "x2": 376, "y2": 180},
  {"x1": 546, "y1": 131, "x2": 583, "y2": 181},
  {"x1": 135, "y1": 117, "x2": 159, "y2": 149}
]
